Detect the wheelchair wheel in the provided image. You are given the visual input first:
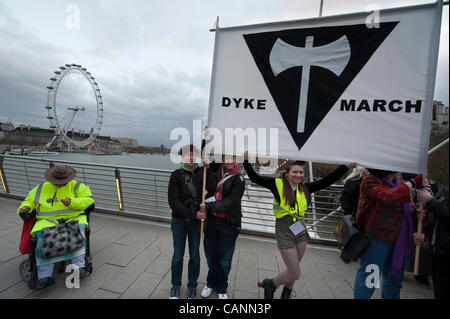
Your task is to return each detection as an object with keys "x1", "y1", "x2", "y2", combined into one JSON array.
[{"x1": 19, "y1": 259, "x2": 31, "y2": 282}]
